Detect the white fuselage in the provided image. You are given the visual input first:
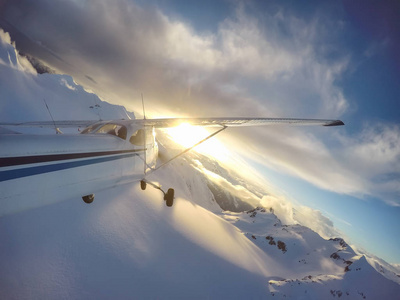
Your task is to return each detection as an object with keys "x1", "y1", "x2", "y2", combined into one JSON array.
[{"x1": 0, "y1": 120, "x2": 158, "y2": 216}]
